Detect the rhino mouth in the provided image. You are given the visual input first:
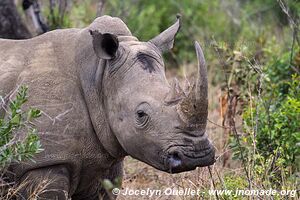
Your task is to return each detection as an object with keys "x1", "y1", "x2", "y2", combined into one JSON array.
[{"x1": 163, "y1": 143, "x2": 215, "y2": 173}]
